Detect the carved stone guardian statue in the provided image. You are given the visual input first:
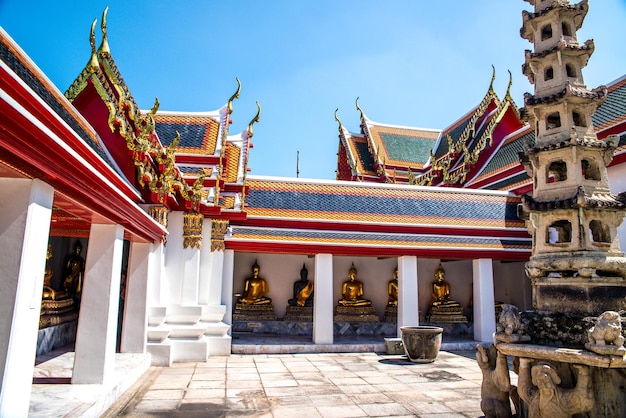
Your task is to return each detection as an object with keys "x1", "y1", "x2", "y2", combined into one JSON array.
[{"x1": 518, "y1": 359, "x2": 594, "y2": 418}]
